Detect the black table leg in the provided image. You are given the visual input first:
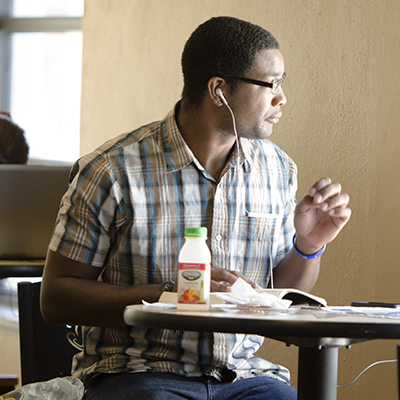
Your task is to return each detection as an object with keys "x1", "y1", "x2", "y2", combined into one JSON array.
[{"x1": 297, "y1": 346, "x2": 339, "y2": 400}]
